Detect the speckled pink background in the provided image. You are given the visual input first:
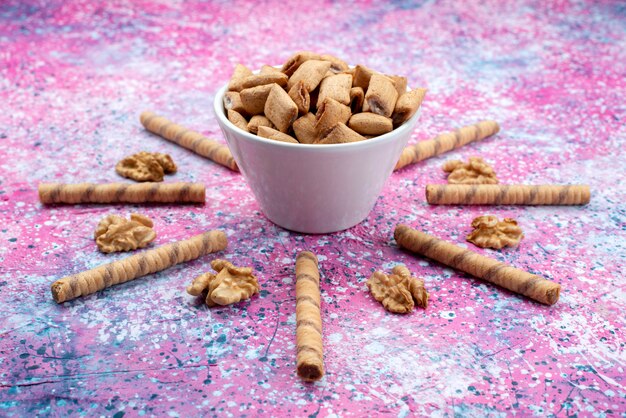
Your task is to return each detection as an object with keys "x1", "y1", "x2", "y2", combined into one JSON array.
[{"x1": 1, "y1": 0, "x2": 625, "y2": 416}]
